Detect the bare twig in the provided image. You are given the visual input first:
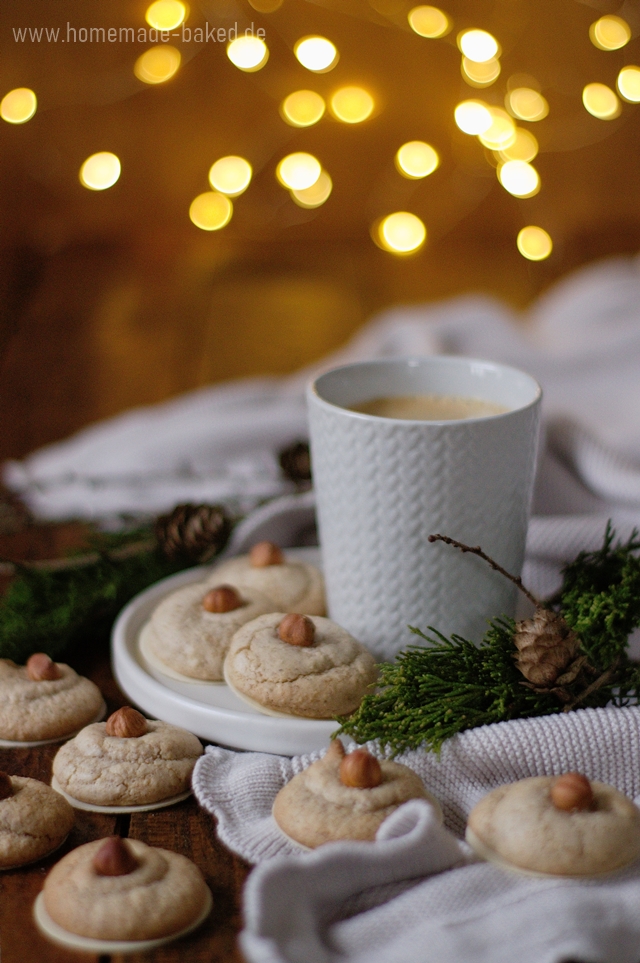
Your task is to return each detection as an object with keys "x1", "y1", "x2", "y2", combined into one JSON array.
[
  {"x1": 562, "y1": 658, "x2": 620, "y2": 712},
  {"x1": 428, "y1": 533, "x2": 539, "y2": 608},
  {"x1": 0, "y1": 539, "x2": 156, "y2": 578}
]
